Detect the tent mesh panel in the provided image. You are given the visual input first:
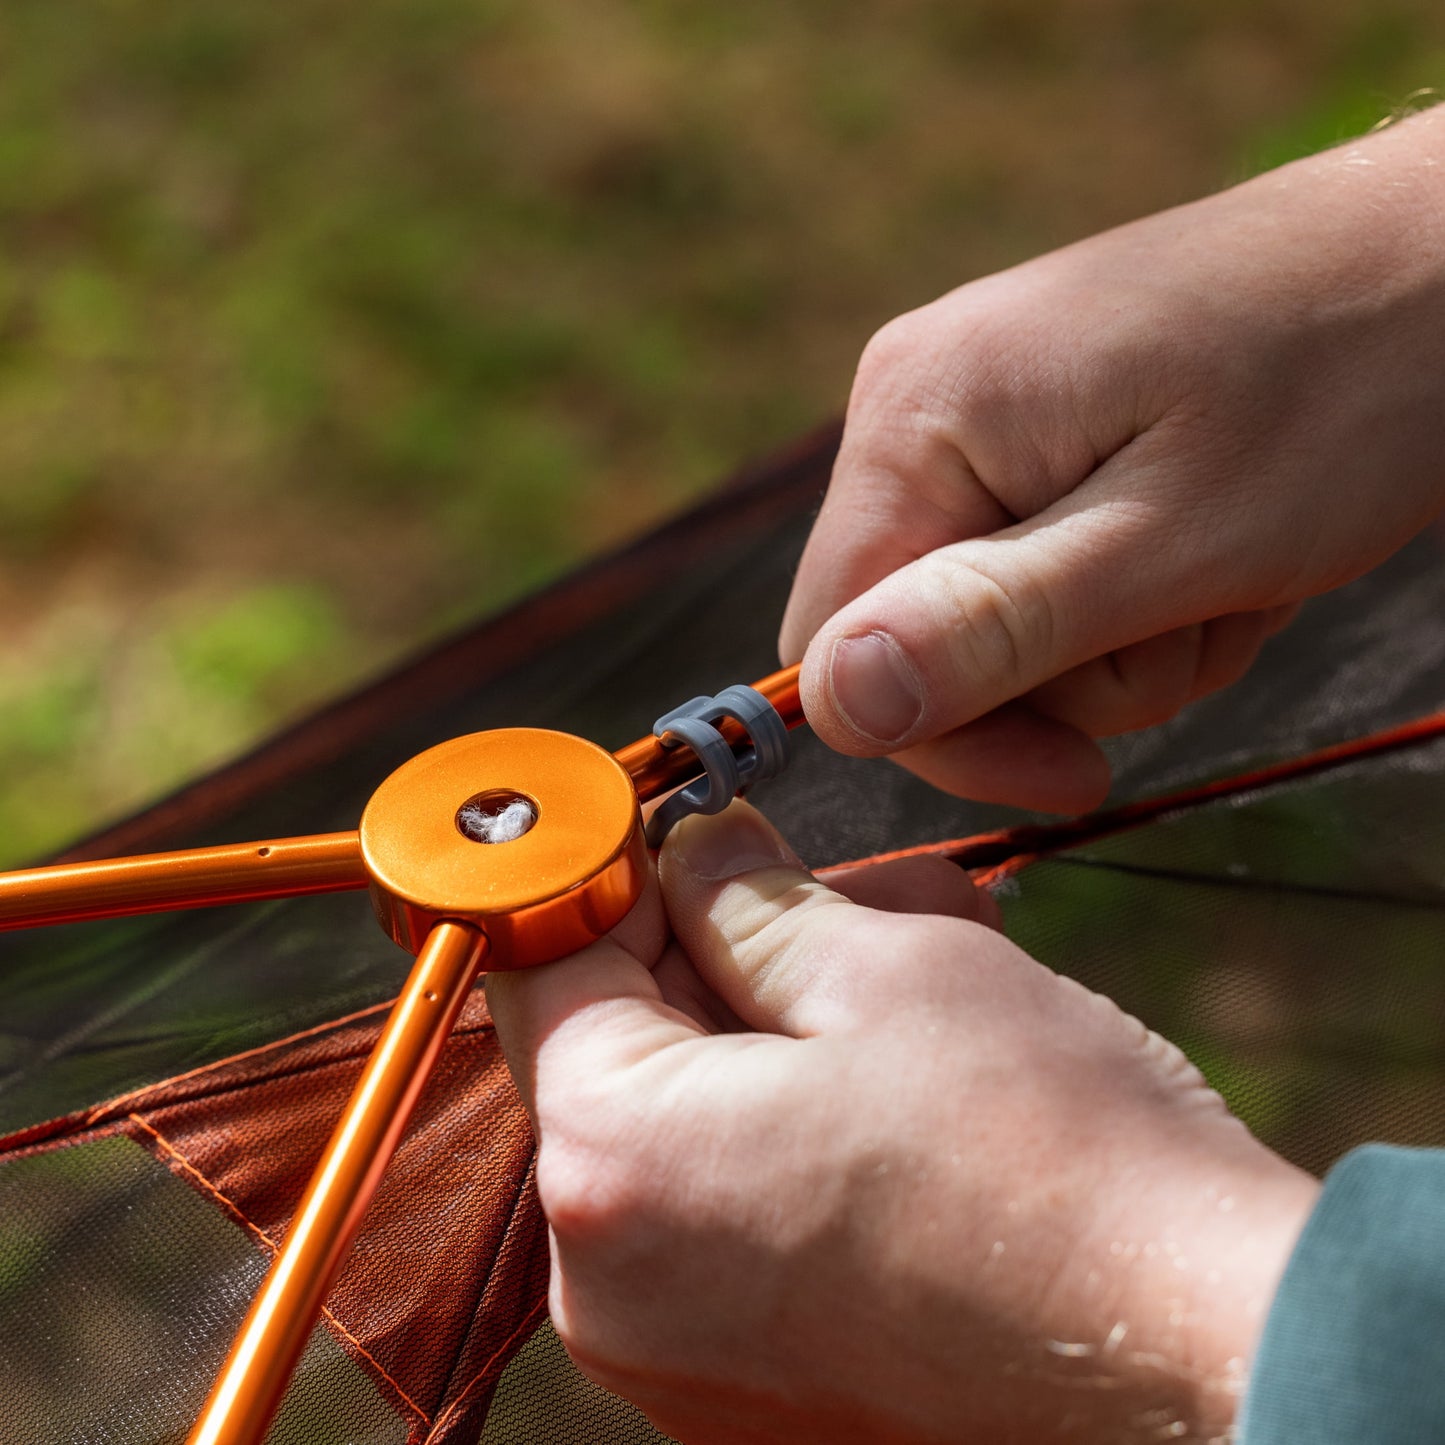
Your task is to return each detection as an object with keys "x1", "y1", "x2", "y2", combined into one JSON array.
[
  {"x1": 2, "y1": 432, "x2": 1444, "y2": 1440},
  {"x1": 0, "y1": 1135, "x2": 407, "y2": 1443},
  {"x1": 485, "y1": 1322, "x2": 675, "y2": 1444},
  {"x1": 1003, "y1": 738, "x2": 1445, "y2": 1178}
]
